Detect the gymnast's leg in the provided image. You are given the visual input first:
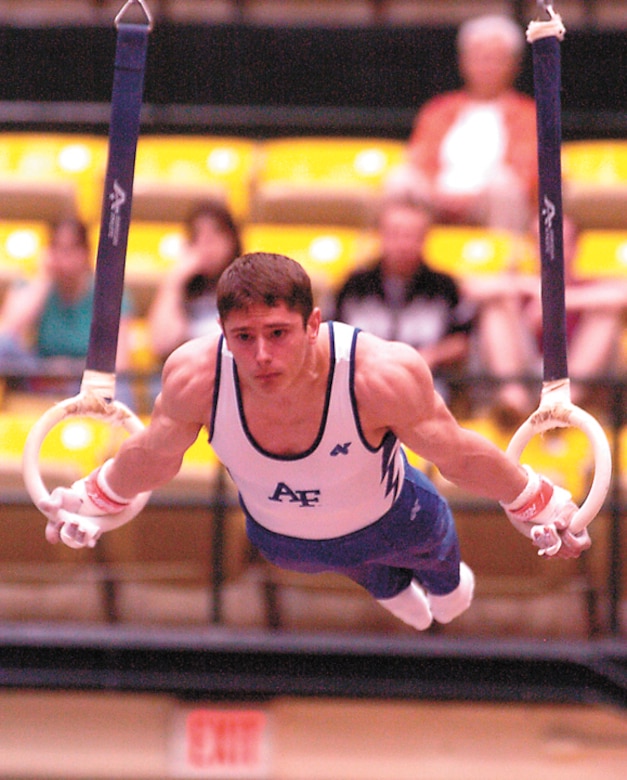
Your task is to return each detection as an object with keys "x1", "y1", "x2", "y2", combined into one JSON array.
[{"x1": 340, "y1": 562, "x2": 434, "y2": 631}]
